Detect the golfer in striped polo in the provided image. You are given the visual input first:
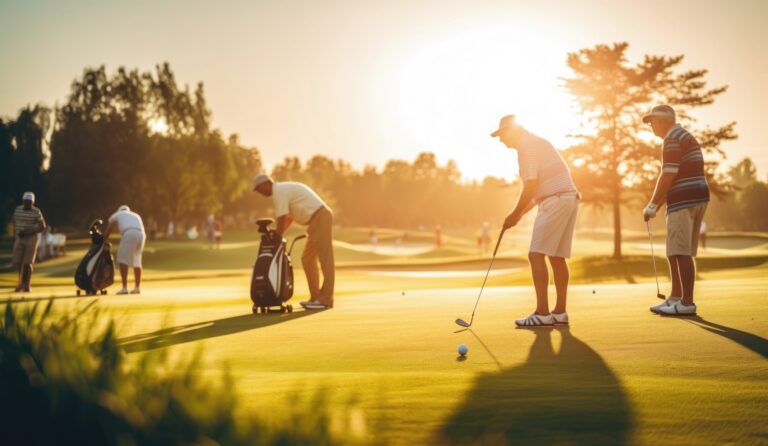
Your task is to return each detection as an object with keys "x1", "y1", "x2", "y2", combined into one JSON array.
[
  {"x1": 491, "y1": 115, "x2": 580, "y2": 327},
  {"x1": 643, "y1": 105, "x2": 709, "y2": 316},
  {"x1": 11, "y1": 192, "x2": 47, "y2": 292}
]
